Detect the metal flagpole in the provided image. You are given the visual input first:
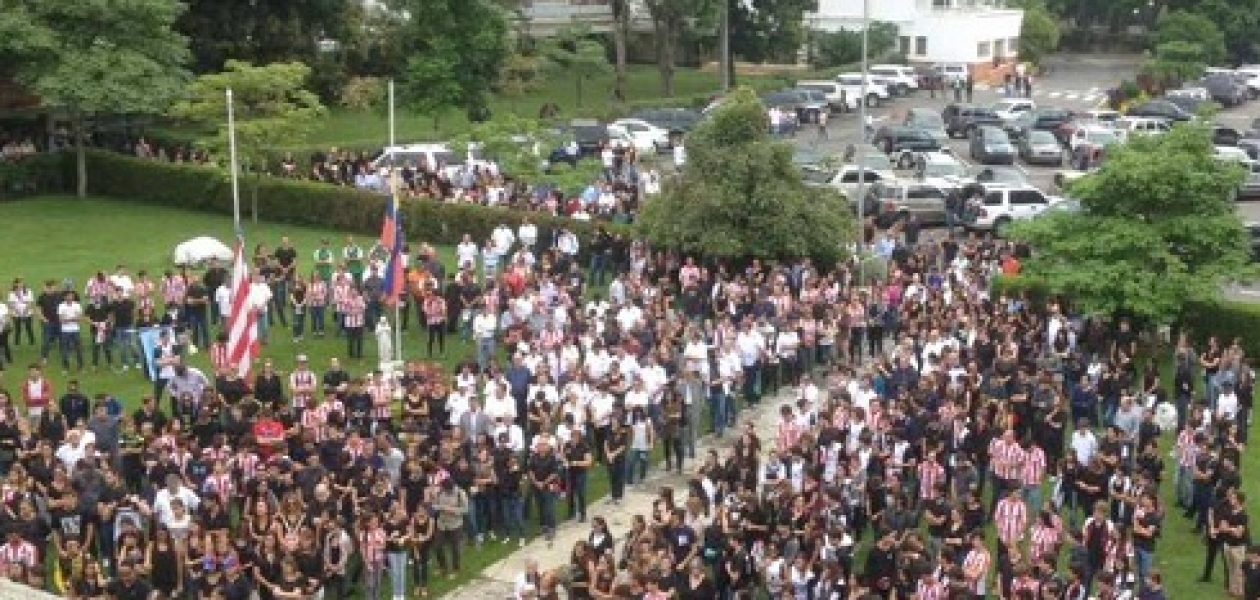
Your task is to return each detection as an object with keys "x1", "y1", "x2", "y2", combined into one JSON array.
[
  {"x1": 388, "y1": 80, "x2": 403, "y2": 364},
  {"x1": 227, "y1": 88, "x2": 242, "y2": 232},
  {"x1": 855, "y1": 0, "x2": 869, "y2": 285}
]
